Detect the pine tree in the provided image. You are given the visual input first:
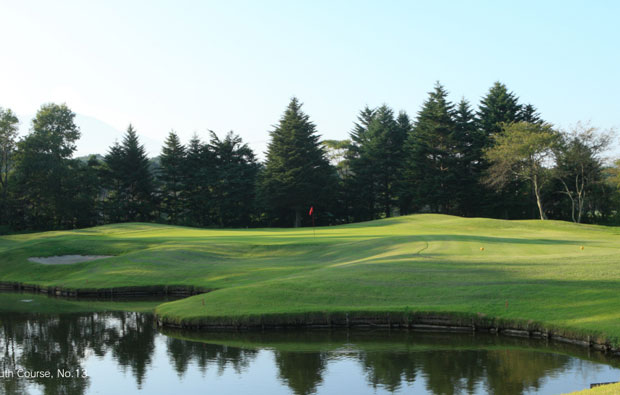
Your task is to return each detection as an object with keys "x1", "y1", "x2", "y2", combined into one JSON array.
[
  {"x1": 395, "y1": 111, "x2": 412, "y2": 144},
  {"x1": 103, "y1": 125, "x2": 154, "y2": 222},
  {"x1": 0, "y1": 107, "x2": 19, "y2": 225},
  {"x1": 102, "y1": 141, "x2": 124, "y2": 222},
  {"x1": 362, "y1": 105, "x2": 403, "y2": 217},
  {"x1": 453, "y1": 98, "x2": 483, "y2": 216},
  {"x1": 518, "y1": 104, "x2": 543, "y2": 124},
  {"x1": 121, "y1": 125, "x2": 154, "y2": 221},
  {"x1": 476, "y1": 82, "x2": 529, "y2": 218},
  {"x1": 350, "y1": 106, "x2": 376, "y2": 150},
  {"x1": 476, "y1": 82, "x2": 521, "y2": 139},
  {"x1": 259, "y1": 98, "x2": 336, "y2": 227},
  {"x1": 159, "y1": 131, "x2": 186, "y2": 224},
  {"x1": 403, "y1": 82, "x2": 457, "y2": 213},
  {"x1": 64, "y1": 156, "x2": 101, "y2": 228},
  {"x1": 322, "y1": 139, "x2": 351, "y2": 223},
  {"x1": 209, "y1": 131, "x2": 258, "y2": 227},
  {"x1": 346, "y1": 106, "x2": 377, "y2": 221},
  {"x1": 182, "y1": 134, "x2": 214, "y2": 226},
  {"x1": 394, "y1": 111, "x2": 413, "y2": 214}
]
